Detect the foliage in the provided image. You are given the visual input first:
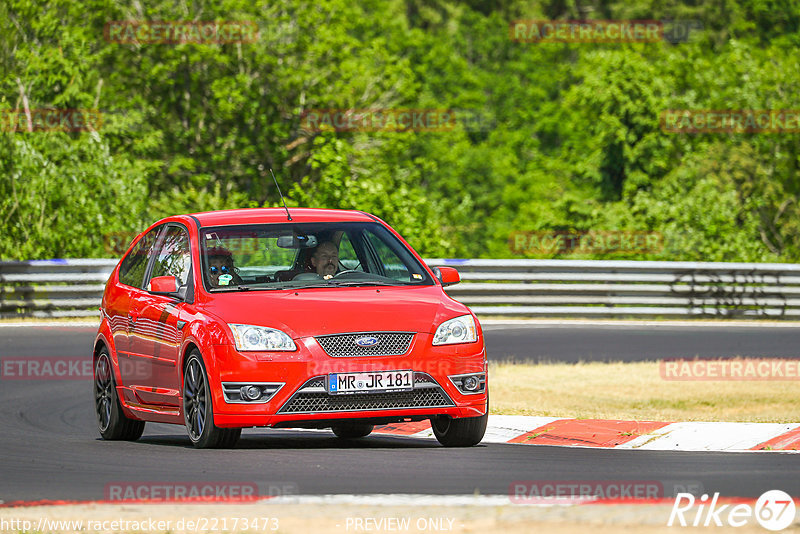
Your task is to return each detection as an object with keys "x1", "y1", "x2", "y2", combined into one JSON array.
[{"x1": 1, "y1": 0, "x2": 799, "y2": 262}]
